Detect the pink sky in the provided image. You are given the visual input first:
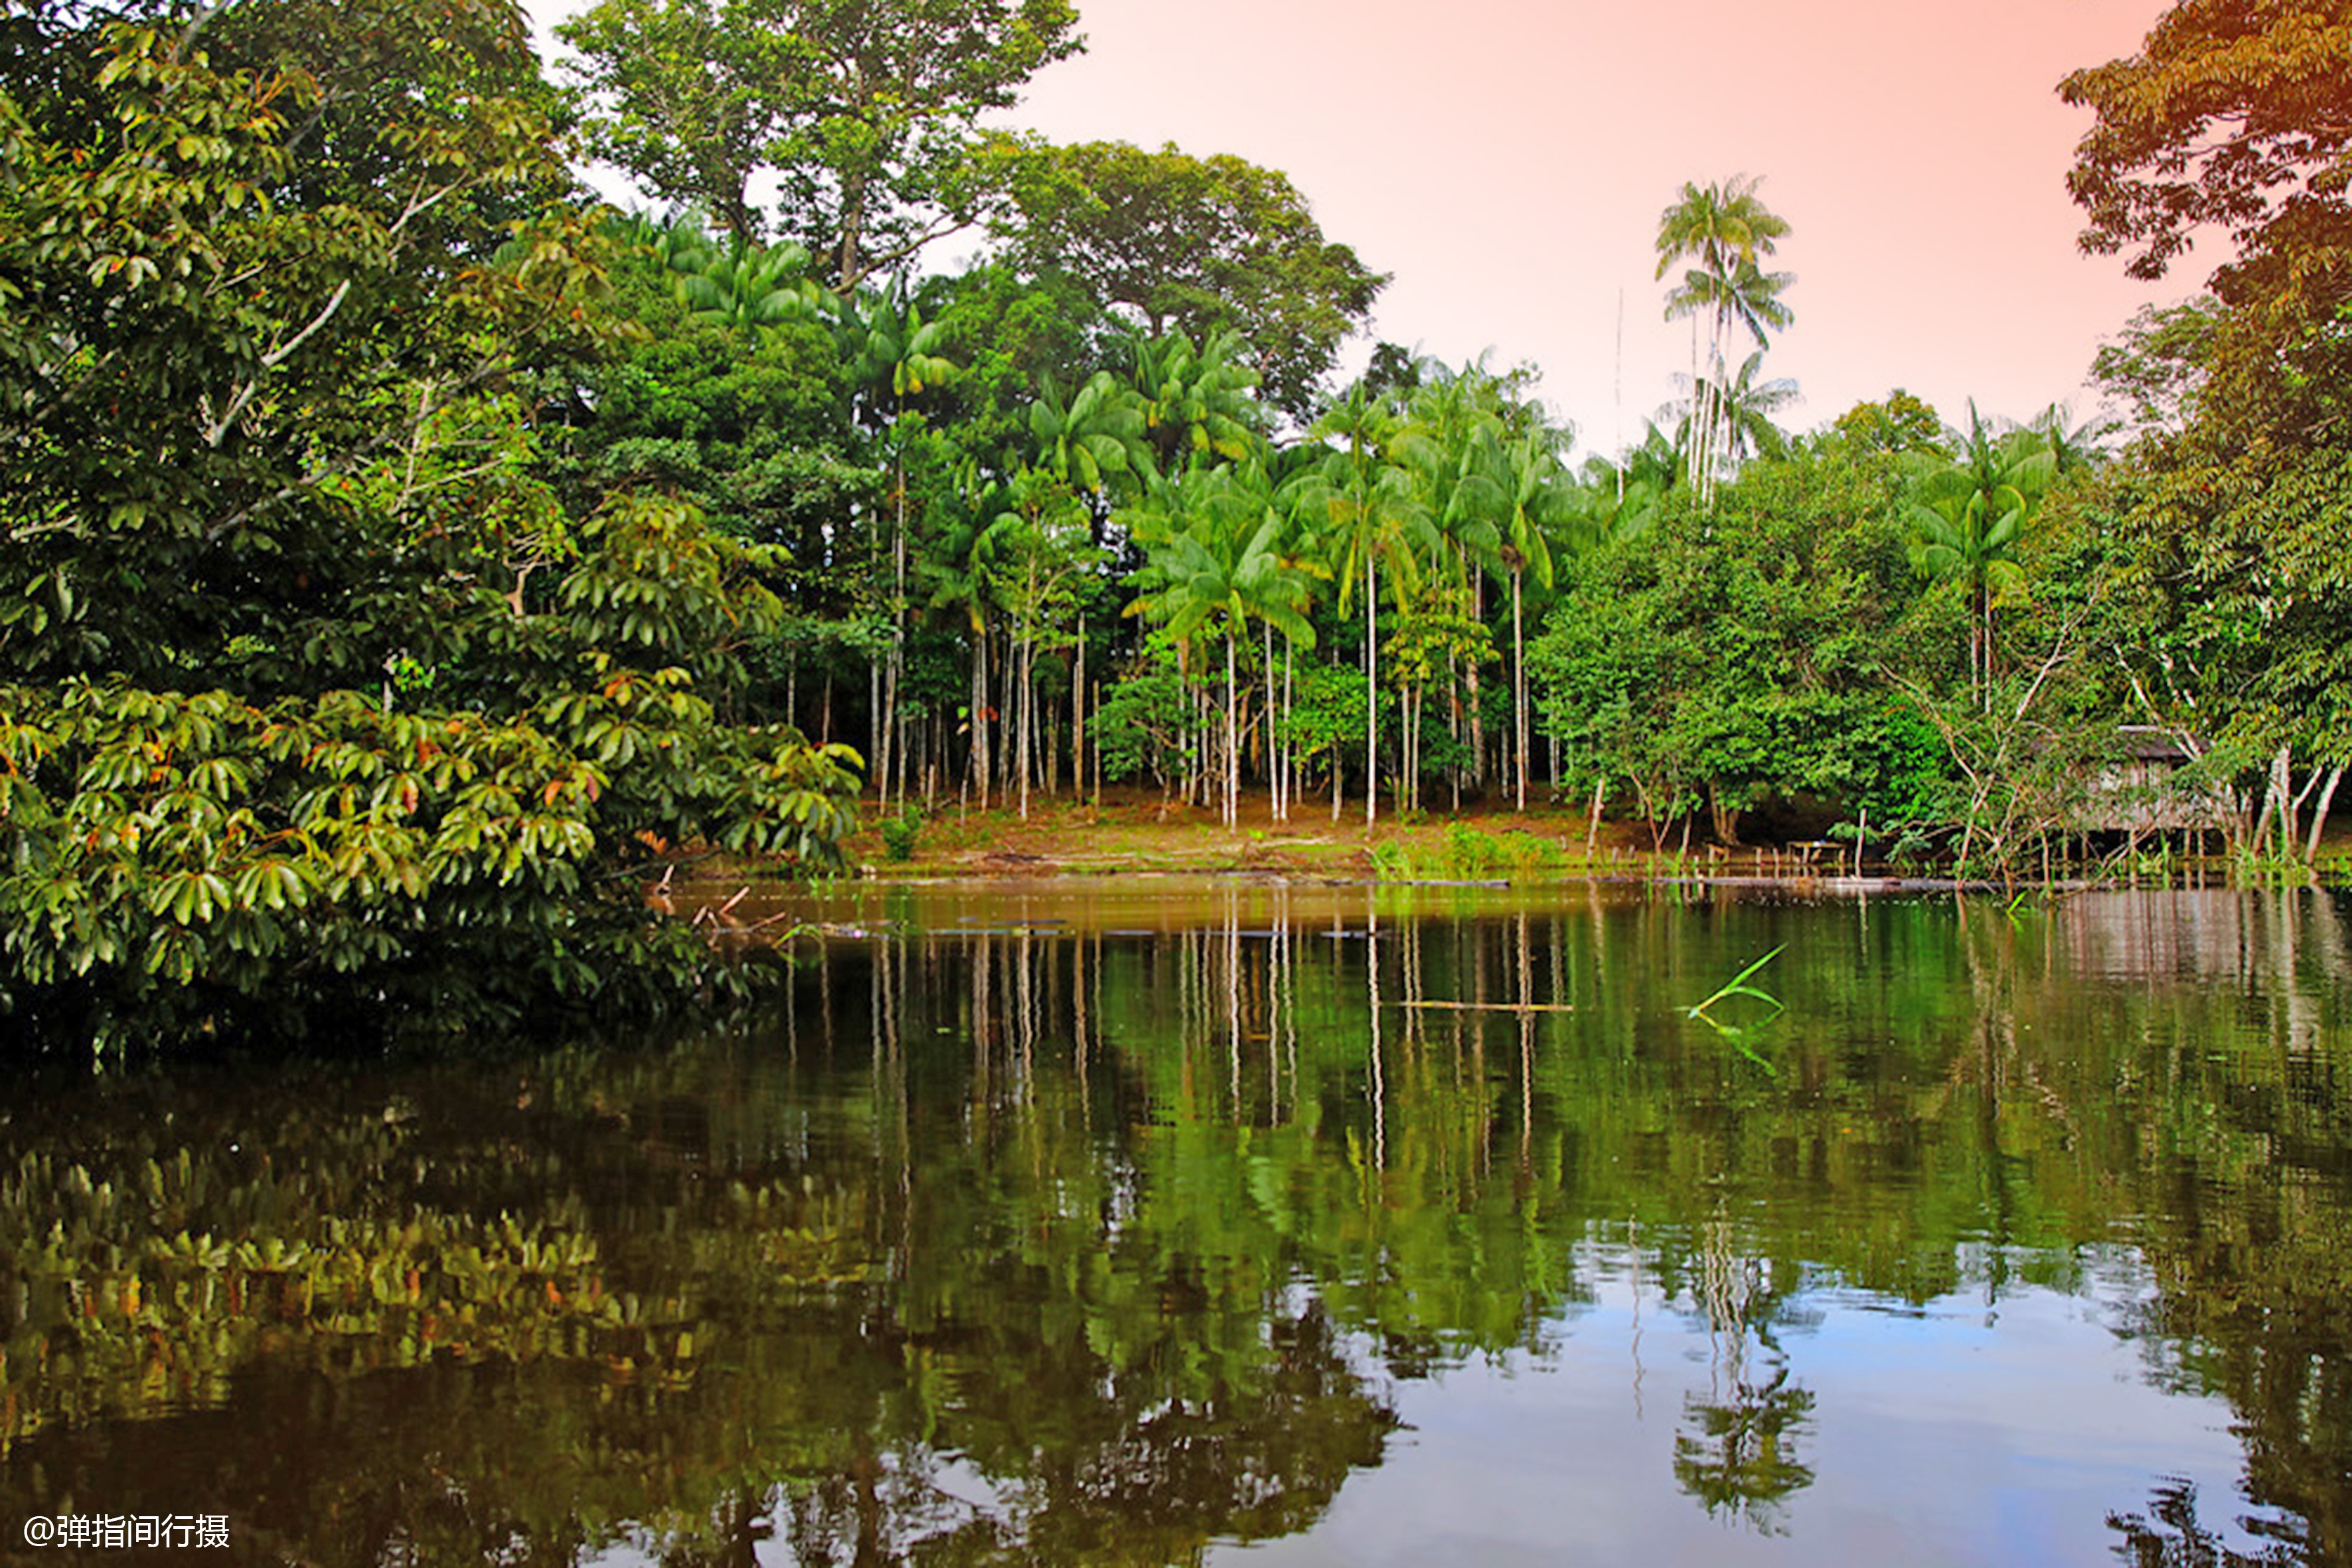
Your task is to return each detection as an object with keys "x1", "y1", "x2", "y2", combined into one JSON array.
[{"x1": 539, "y1": 0, "x2": 2203, "y2": 456}]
